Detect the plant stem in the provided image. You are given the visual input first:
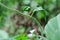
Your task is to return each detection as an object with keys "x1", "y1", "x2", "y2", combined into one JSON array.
[{"x1": 0, "y1": 3, "x2": 43, "y2": 35}]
